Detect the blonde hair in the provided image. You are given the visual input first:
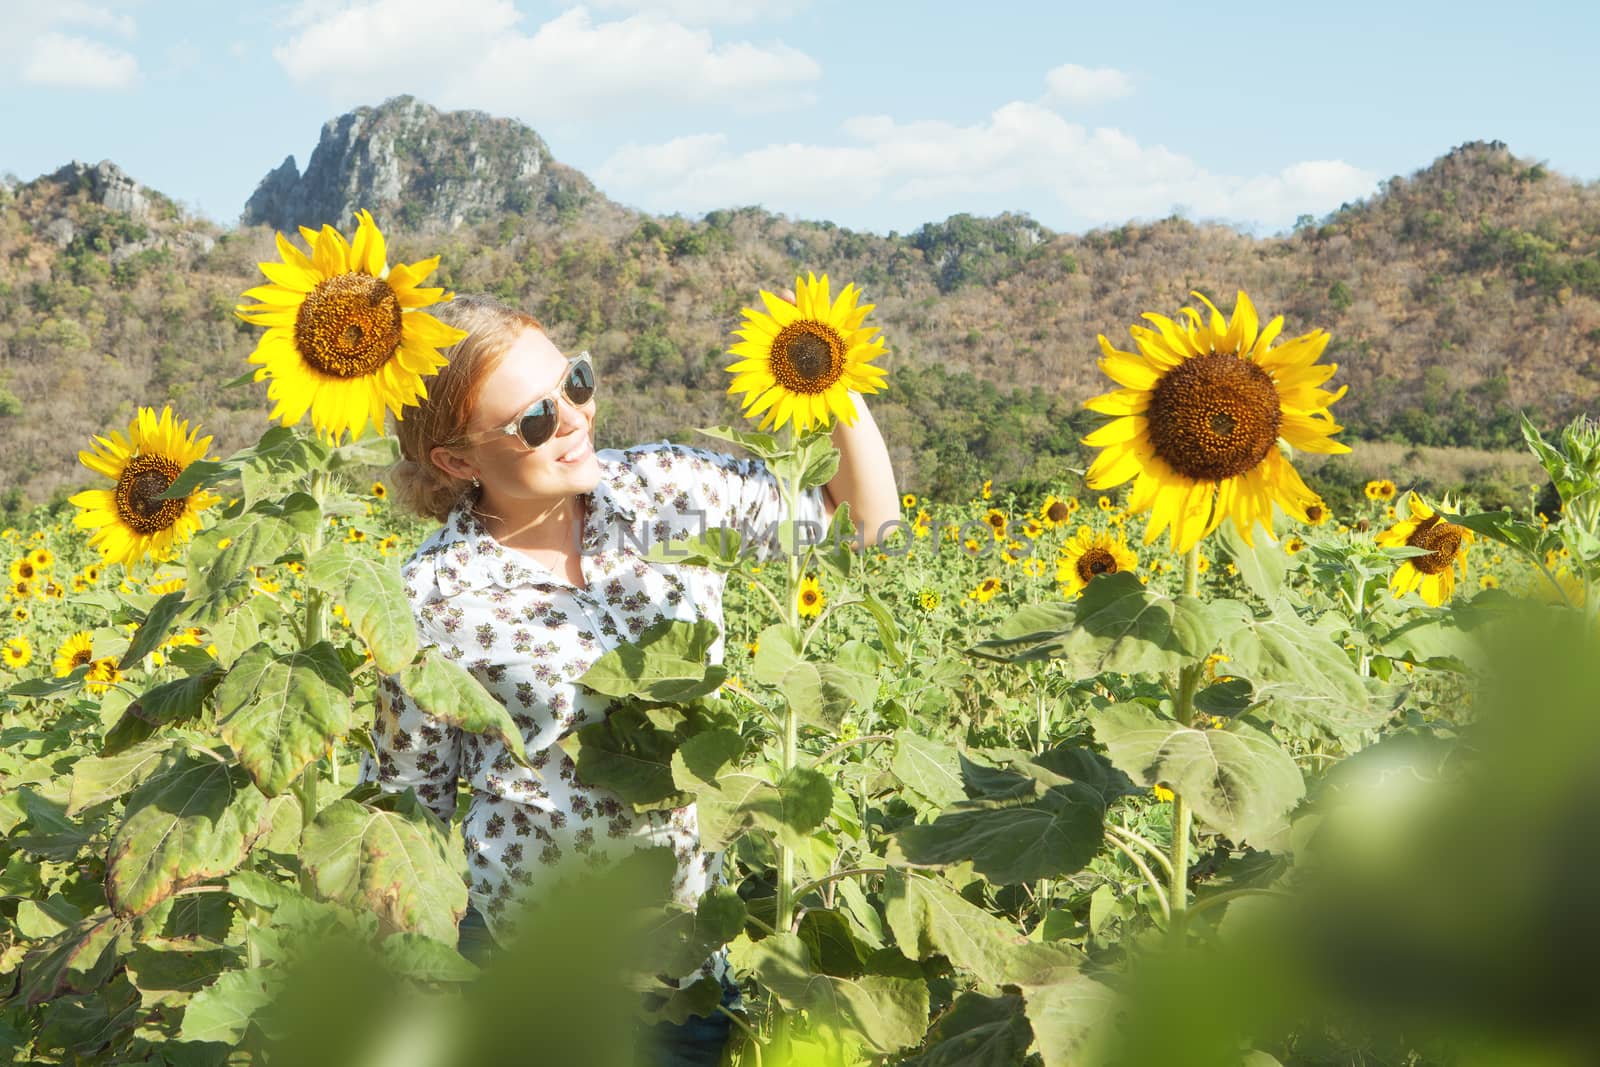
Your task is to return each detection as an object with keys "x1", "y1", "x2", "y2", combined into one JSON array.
[{"x1": 388, "y1": 294, "x2": 545, "y2": 522}]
